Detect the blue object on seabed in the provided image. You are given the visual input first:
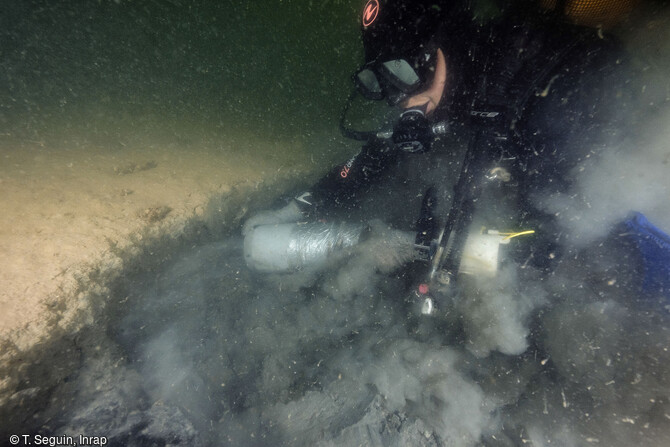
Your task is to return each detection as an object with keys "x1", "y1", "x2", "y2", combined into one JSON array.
[{"x1": 622, "y1": 212, "x2": 670, "y2": 298}]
